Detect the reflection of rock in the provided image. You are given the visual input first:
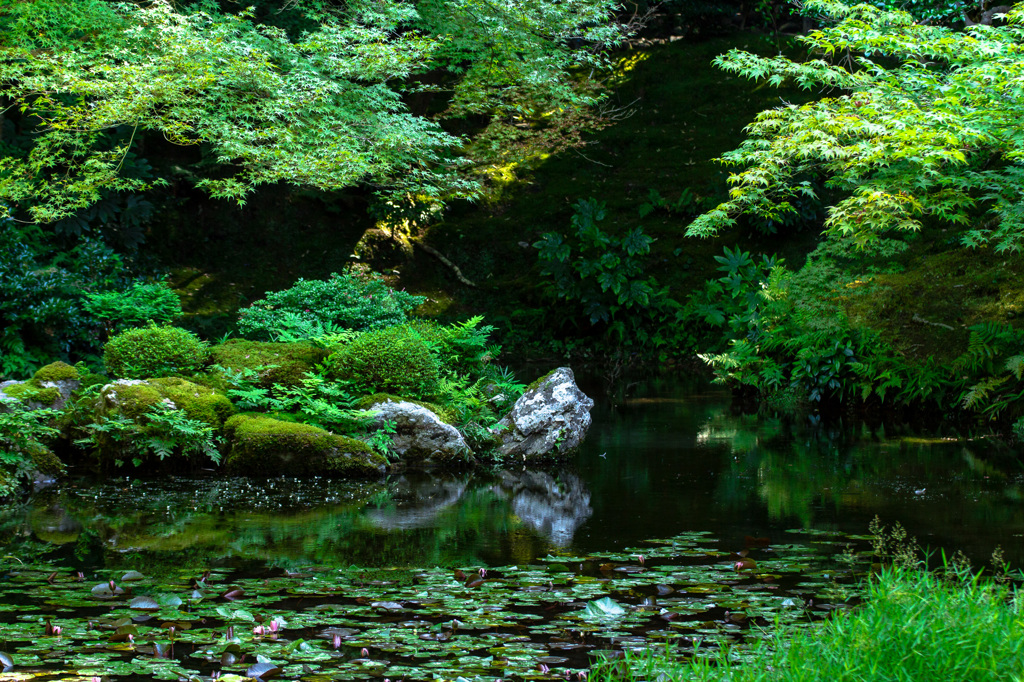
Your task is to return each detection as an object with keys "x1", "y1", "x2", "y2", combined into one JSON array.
[
  {"x1": 29, "y1": 504, "x2": 82, "y2": 544},
  {"x1": 365, "y1": 474, "x2": 467, "y2": 530},
  {"x1": 496, "y1": 470, "x2": 592, "y2": 547},
  {"x1": 495, "y1": 367, "x2": 594, "y2": 461},
  {"x1": 364, "y1": 399, "x2": 472, "y2": 467}
]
